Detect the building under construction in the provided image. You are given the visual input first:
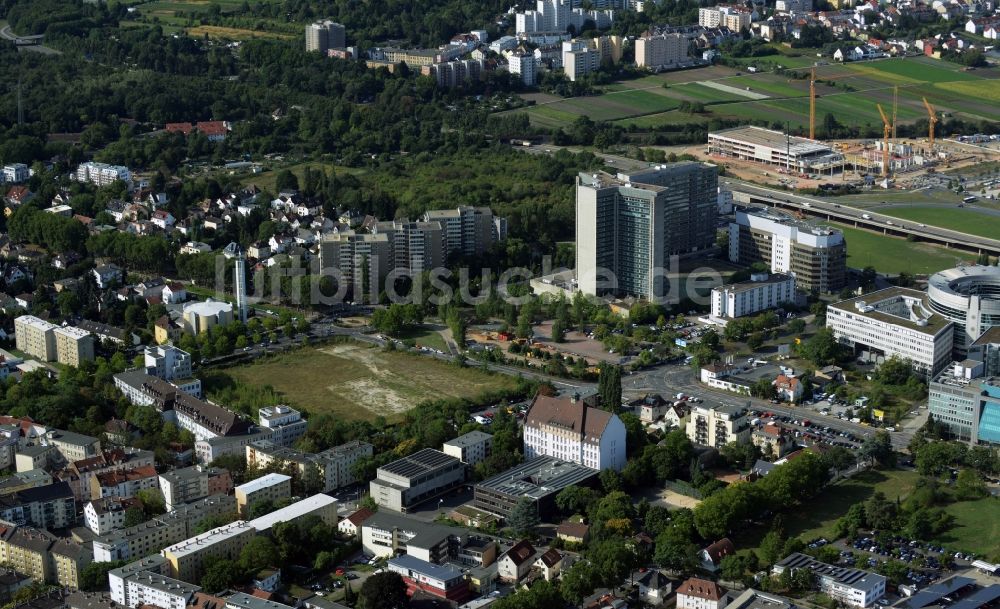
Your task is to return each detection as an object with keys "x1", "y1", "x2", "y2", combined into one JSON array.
[{"x1": 708, "y1": 126, "x2": 844, "y2": 173}]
